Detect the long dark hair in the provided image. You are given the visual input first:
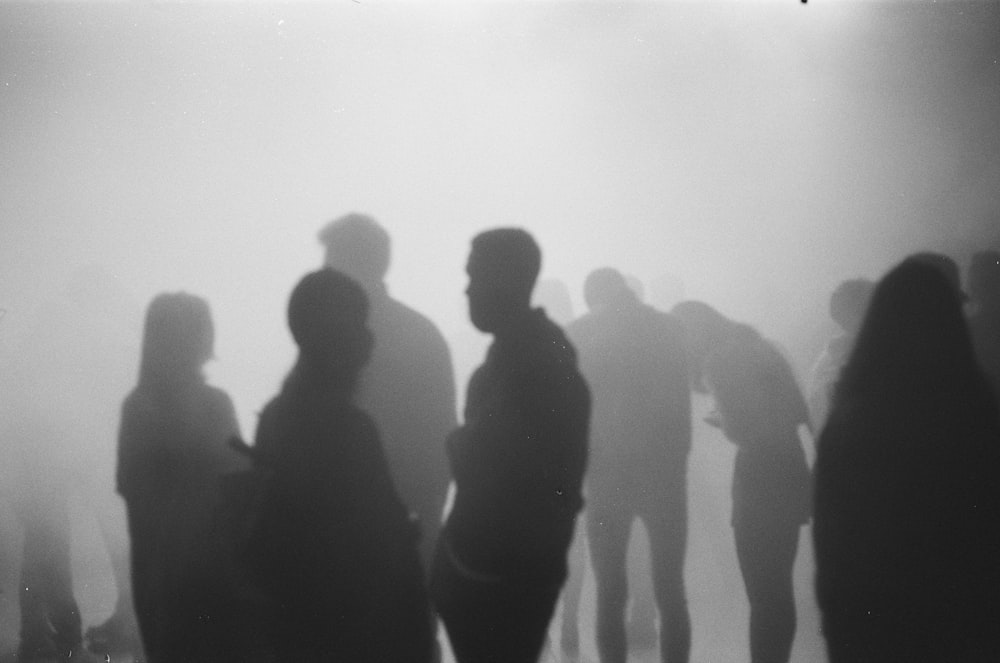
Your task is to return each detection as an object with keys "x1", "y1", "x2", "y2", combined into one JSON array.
[{"x1": 835, "y1": 259, "x2": 983, "y2": 406}]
